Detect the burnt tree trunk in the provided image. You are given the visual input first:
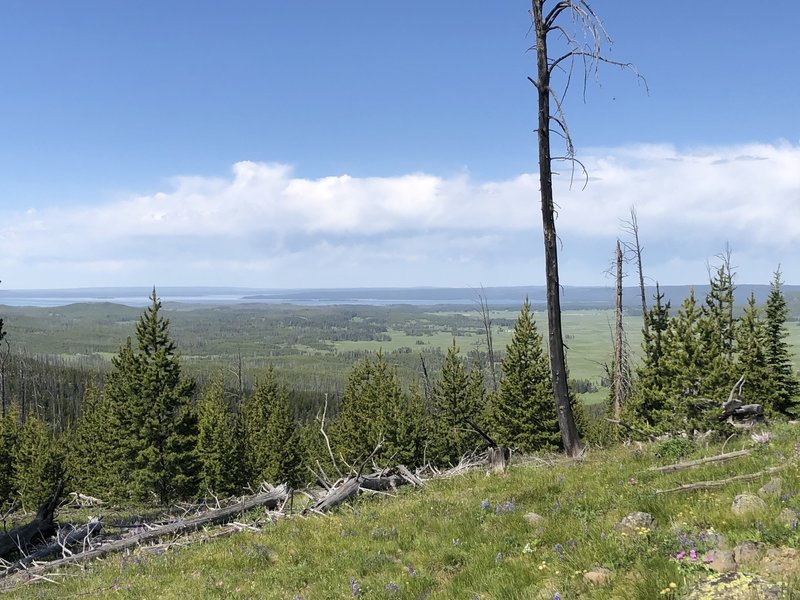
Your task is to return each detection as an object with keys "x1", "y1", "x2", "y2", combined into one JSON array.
[
  {"x1": 0, "y1": 481, "x2": 63, "y2": 560},
  {"x1": 531, "y1": 0, "x2": 582, "y2": 457},
  {"x1": 629, "y1": 207, "x2": 648, "y2": 336},
  {"x1": 613, "y1": 240, "x2": 625, "y2": 419}
]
